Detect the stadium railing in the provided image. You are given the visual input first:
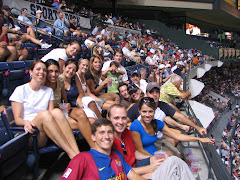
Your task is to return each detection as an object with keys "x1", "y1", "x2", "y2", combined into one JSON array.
[{"x1": 183, "y1": 62, "x2": 232, "y2": 180}]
